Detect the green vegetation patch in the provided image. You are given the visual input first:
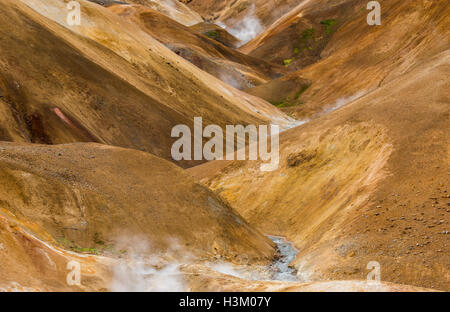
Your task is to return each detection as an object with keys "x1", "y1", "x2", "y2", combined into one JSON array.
[
  {"x1": 204, "y1": 31, "x2": 219, "y2": 40},
  {"x1": 57, "y1": 236, "x2": 73, "y2": 248},
  {"x1": 270, "y1": 100, "x2": 302, "y2": 109},
  {"x1": 270, "y1": 100, "x2": 288, "y2": 108},
  {"x1": 74, "y1": 247, "x2": 100, "y2": 255},
  {"x1": 295, "y1": 84, "x2": 311, "y2": 100},
  {"x1": 57, "y1": 235, "x2": 114, "y2": 256},
  {"x1": 291, "y1": 28, "x2": 316, "y2": 59},
  {"x1": 283, "y1": 58, "x2": 294, "y2": 67},
  {"x1": 320, "y1": 19, "x2": 337, "y2": 34},
  {"x1": 270, "y1": 83, "x2": 310, "y2": 108},
  {"x1": 301, "y1": 28, "x2": 315, "y2": 40}
]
